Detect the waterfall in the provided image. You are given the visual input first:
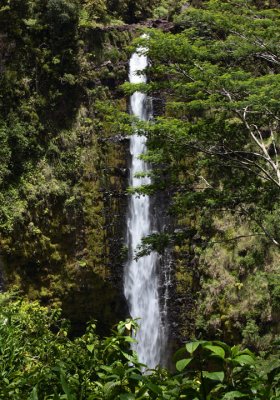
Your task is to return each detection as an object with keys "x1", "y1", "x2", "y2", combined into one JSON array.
[{"x1": 124, "y1": 46, "x2": 165, "y2": 368}]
